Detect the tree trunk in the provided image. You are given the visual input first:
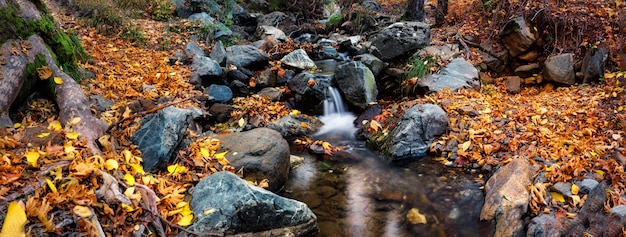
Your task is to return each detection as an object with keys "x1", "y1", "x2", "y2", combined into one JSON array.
[
  {"x1": 405, "y1": 0, "x2": 426, "y2": 22},
  {"x1": 435, "y1": 0, "x2": 448, "y2": 25}
]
